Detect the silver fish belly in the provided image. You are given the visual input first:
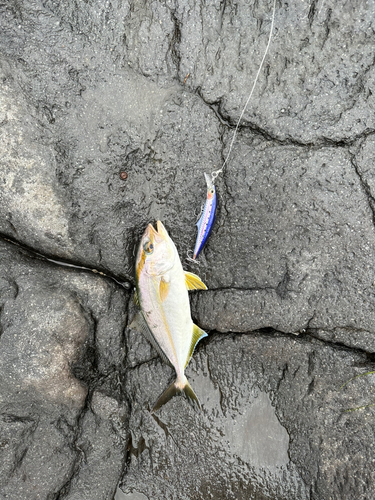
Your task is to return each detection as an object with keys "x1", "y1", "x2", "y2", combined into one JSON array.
[{"x1": 132, "y1": 221, "x2": 208, "y2": 411}]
